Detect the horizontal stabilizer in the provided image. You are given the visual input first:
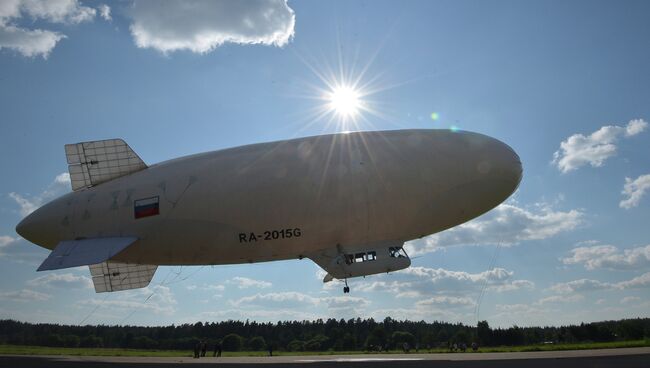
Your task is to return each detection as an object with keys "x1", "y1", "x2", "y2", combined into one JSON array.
[
  {"x1": 65, "y1": 139, "x2": 147, "y2": 191},
  {"x1": 37, "y1": 237, "x2": 138, "y2": 271},
  {"x1": 89, "y1": 262, "x2": 157, "y2": 293}
]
